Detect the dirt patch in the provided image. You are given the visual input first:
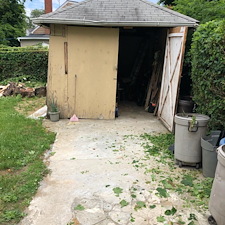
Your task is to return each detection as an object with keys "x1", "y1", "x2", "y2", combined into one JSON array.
[{"x1": 15, "y1": 97, "x2": 46, "y2": 116}]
